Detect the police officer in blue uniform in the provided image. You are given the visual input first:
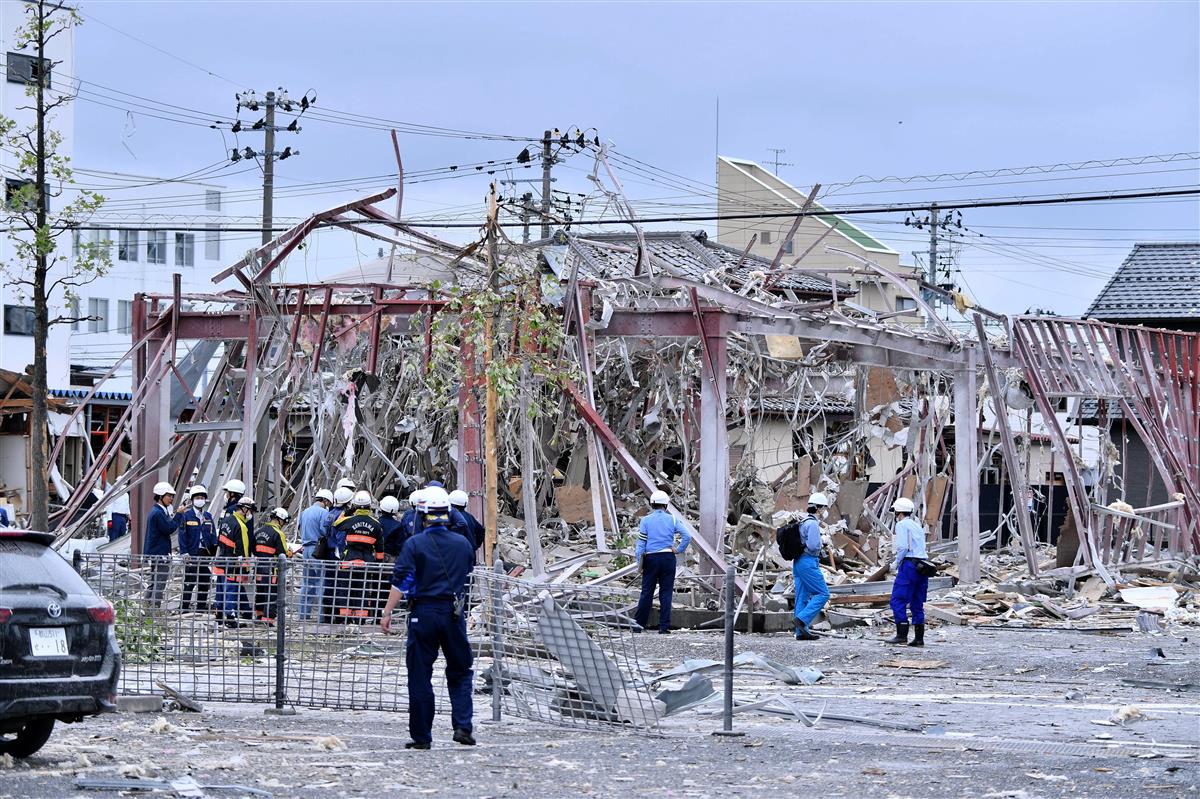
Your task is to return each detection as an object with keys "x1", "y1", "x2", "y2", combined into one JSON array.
[
  {"x1": 381, "y1": 486, "x2": 475, "y2": 750},
  {"x1": 792, "y1": 492, "x2": 832, "y2": 641},
  {"x1": 178, "y1": 485, "x2": 216, "y2": 612},
  {"x1": 143, "y1": 481, "x2": 179, "y2": 608},
  {"x1": 634, "y1": 490, "x2": 692, "y2": 634},
  {"x1": 449, "y1": 490, "x2": 484, "y2": 552}
]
